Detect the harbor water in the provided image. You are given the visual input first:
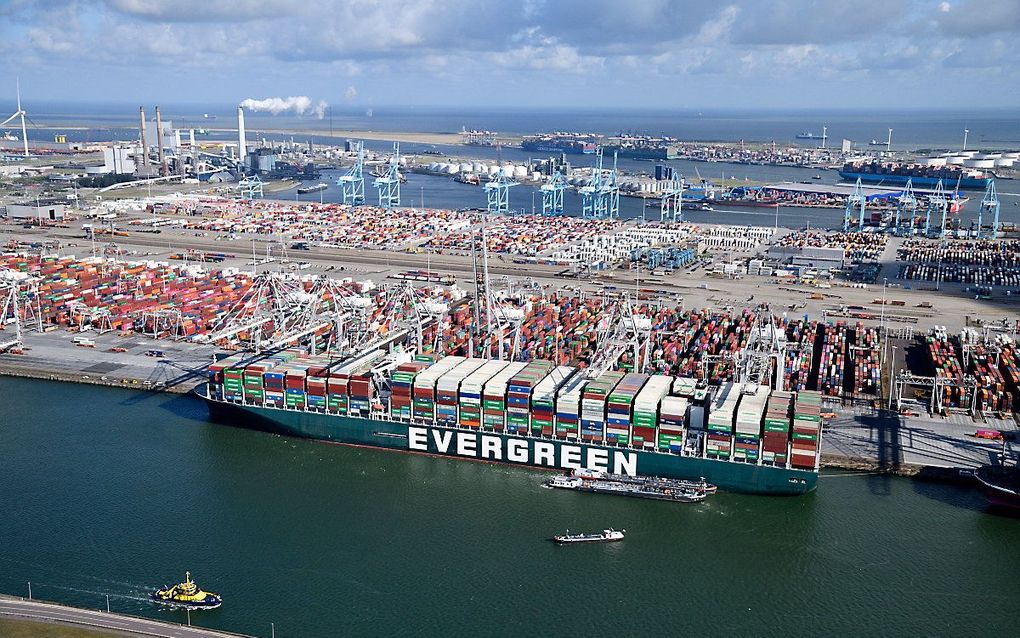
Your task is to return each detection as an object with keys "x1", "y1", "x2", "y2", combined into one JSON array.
[{"x1": 1, "y1": 376, "x2": 1019, "y2": 636}]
